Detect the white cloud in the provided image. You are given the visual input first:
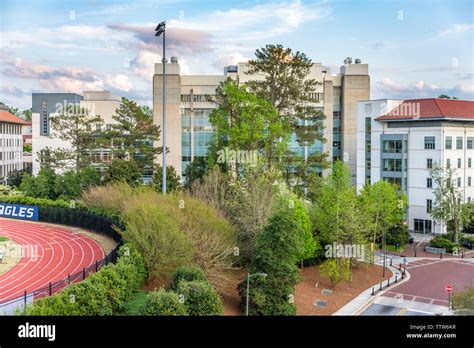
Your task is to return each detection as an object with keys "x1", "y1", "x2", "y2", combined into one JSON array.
[
  {"x1": 436, "y1": 23, "x2": 474, "y2": 38},
  {"x1": 105, "y1": 74, "x2": 132, "y2": 92}
]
